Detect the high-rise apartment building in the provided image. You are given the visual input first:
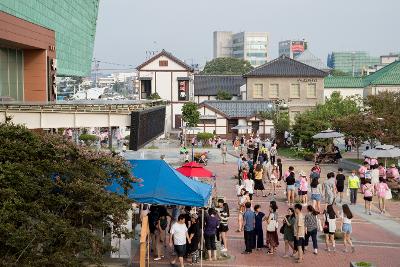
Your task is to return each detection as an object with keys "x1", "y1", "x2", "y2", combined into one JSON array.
[
  {"x1": 327, "y1": 51, "x2": 380, "y2": 76},
  {"x1": 279, "y1": 40, "x2": 308, "y2": 58},
  {"x1": 213, "y1": 31, "x2": 269, "y2": 67},
  {"x1": 0, "y1": 1, "x2": 99, "y2": 102}
]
